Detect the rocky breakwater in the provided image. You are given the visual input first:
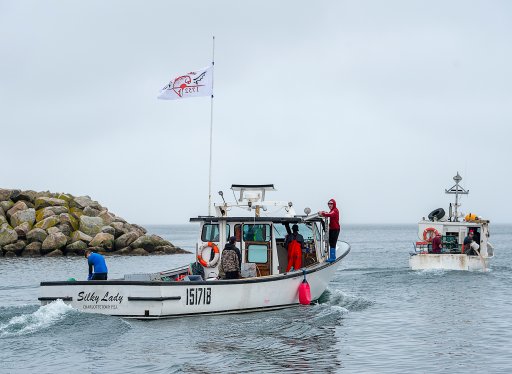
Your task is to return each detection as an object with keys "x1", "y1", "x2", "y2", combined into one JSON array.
[{"x1": 0, "y1": 189, "x2": 189, "y2": 257}]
